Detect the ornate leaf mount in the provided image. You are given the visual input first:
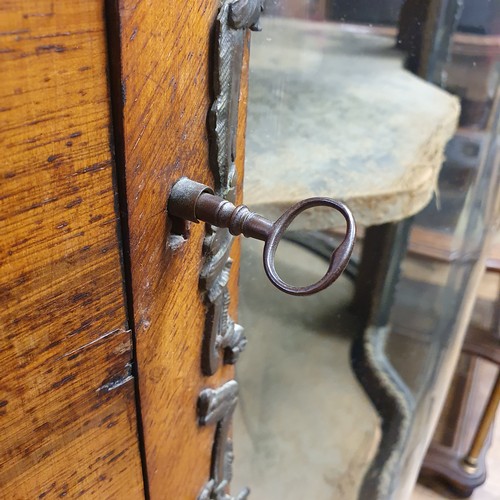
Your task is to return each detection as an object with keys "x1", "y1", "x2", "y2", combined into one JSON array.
[
  {"x1": 200, "y1": 226, "x2": 247, "y2": 376},
  {"x1": 196, "y1": 2, "x2": 263, "y2": 497},
  {"x1": 209, "y1": 0, "x2": 264, "y2": 199},
  {"x1": 197, "y1": 381, "x2": 250, "y2": 500},
  {"x1": 229, "y1": 0, "x2": 265, "y2": 31}
]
